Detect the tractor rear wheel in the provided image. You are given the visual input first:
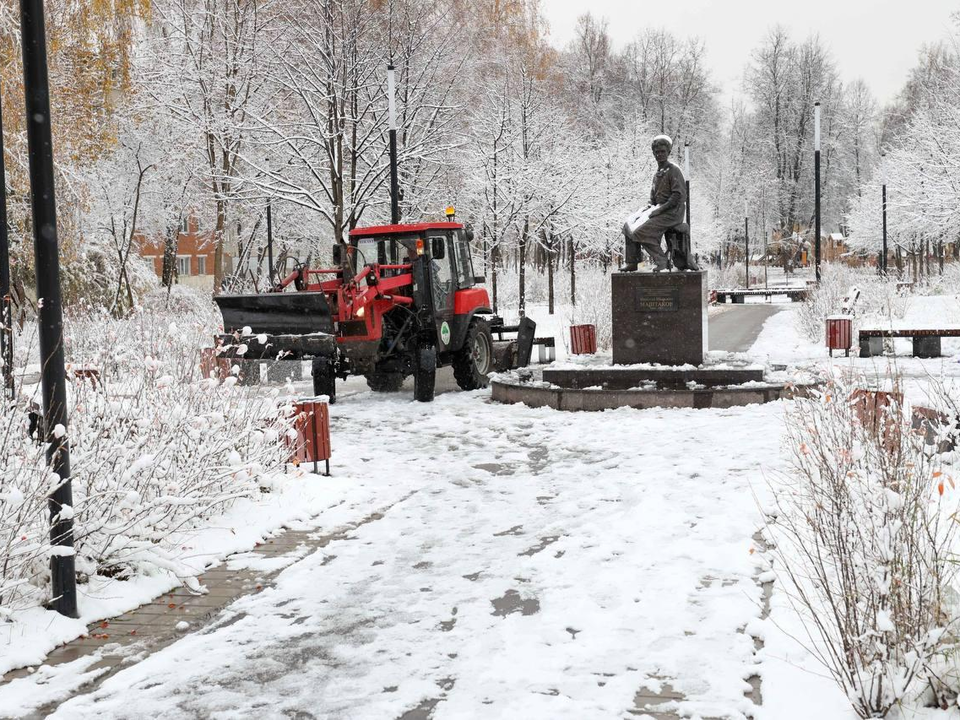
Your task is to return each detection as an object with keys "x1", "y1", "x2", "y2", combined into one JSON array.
[
  {"x1": 453, "y1": 318, "x2": 494, "y2": 390},
  {"x1": 366, "y1": 372, "x2": 404, "y2": 393},
  {"x1": 311, "y1": 355, "x2": 336, "y2": 404},
  {"x1": 413, "y1": 345, "x2": 436, "y2": 402}
]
